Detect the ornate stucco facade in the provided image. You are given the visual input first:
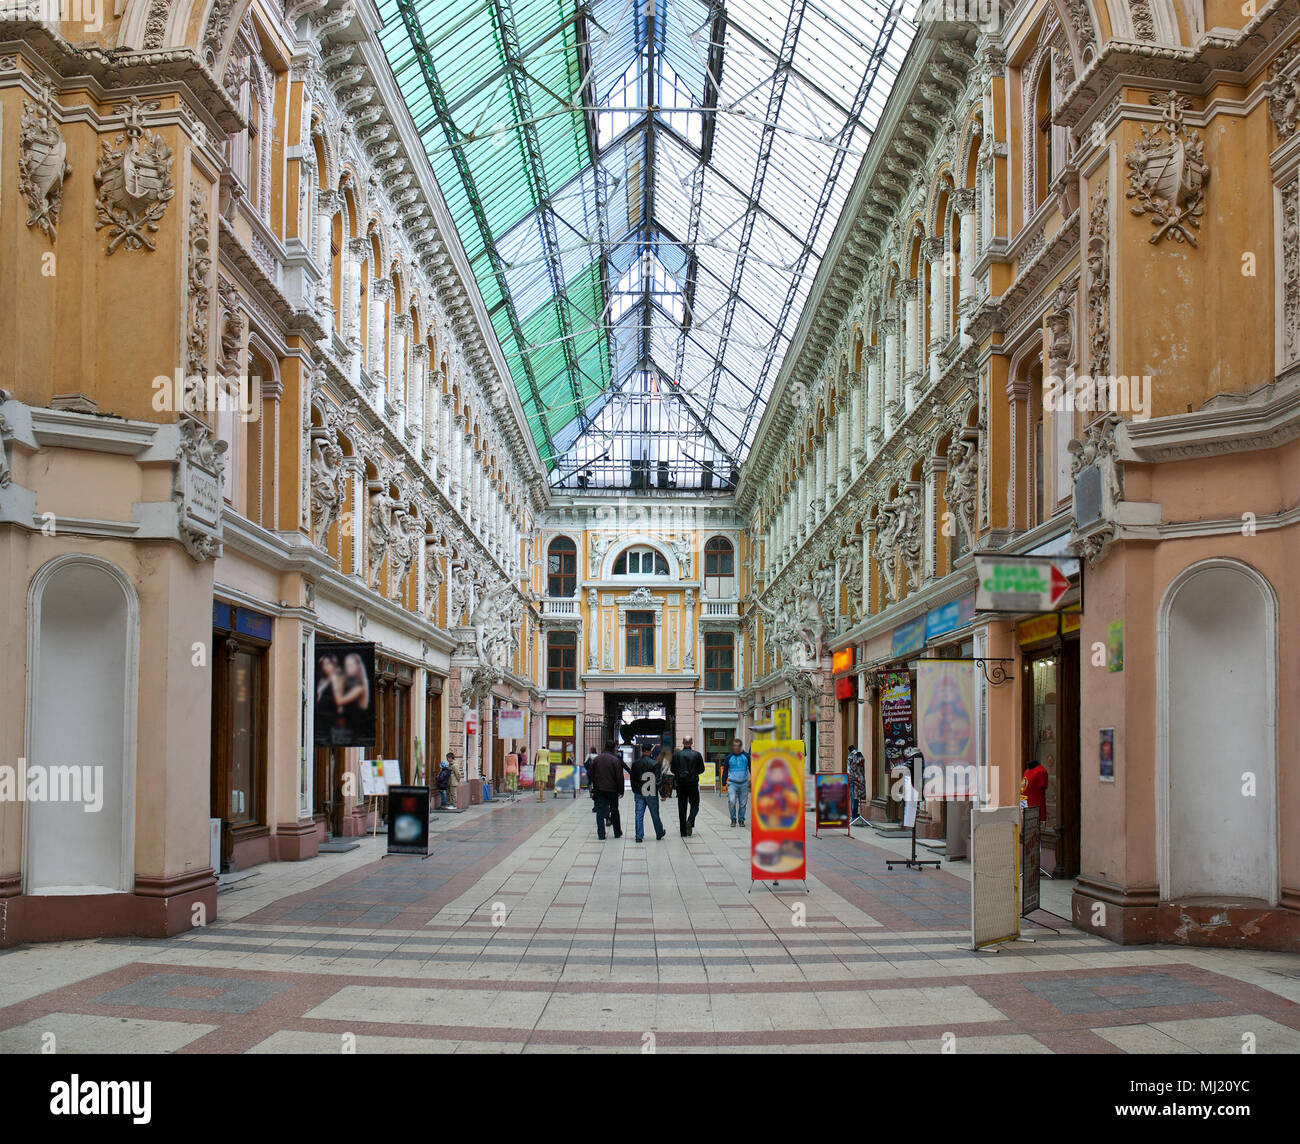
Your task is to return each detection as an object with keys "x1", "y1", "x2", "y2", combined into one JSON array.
[{"x1": 1, "y1": 0, "x2": 1296, "y2": 951}]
